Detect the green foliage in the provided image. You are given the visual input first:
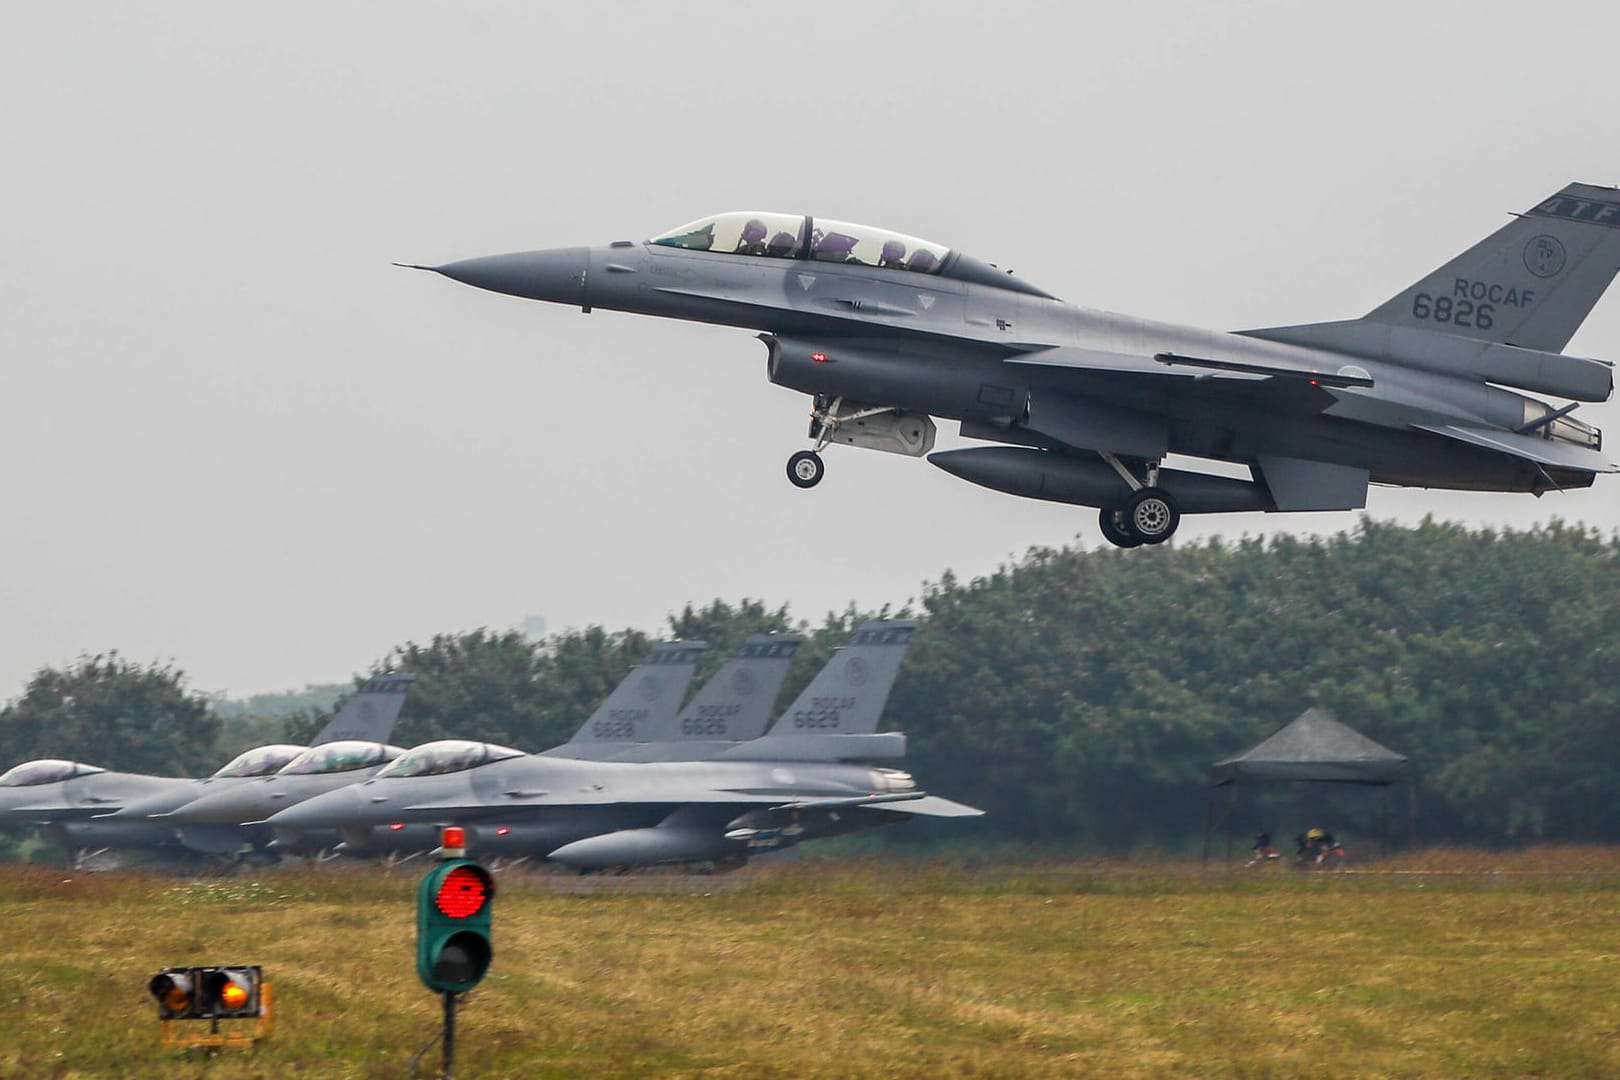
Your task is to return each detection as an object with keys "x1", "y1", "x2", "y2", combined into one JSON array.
[
  {"x1": 889, "y1": 518, "x2": 1620, "y2": 849},
  {"x1": 345, "y1": 626, "x2": 654, "y2": 751},
  {"x1": 0, "y1": 653, "x2": 220, "y2": 778}
]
